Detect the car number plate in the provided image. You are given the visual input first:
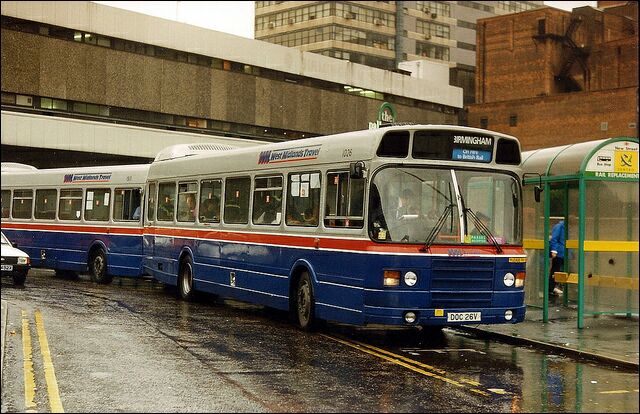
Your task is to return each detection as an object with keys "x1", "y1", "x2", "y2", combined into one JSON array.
[
  {"x1": 447, "y1": 312, "x2": 481, "y2": 322},
  {"x1": 1, "y1": 264, "x2": 13, "y2": 271}
]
